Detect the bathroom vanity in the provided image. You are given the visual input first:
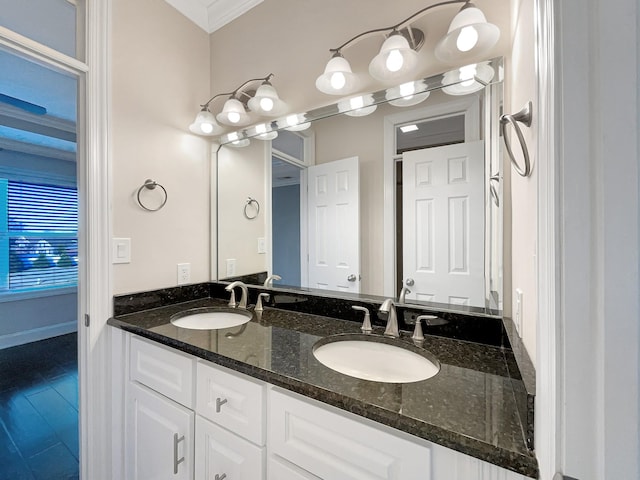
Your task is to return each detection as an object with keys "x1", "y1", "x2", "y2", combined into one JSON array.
[{"x1": 108, "y1": 284, "x2": 538, "y2": 479}]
